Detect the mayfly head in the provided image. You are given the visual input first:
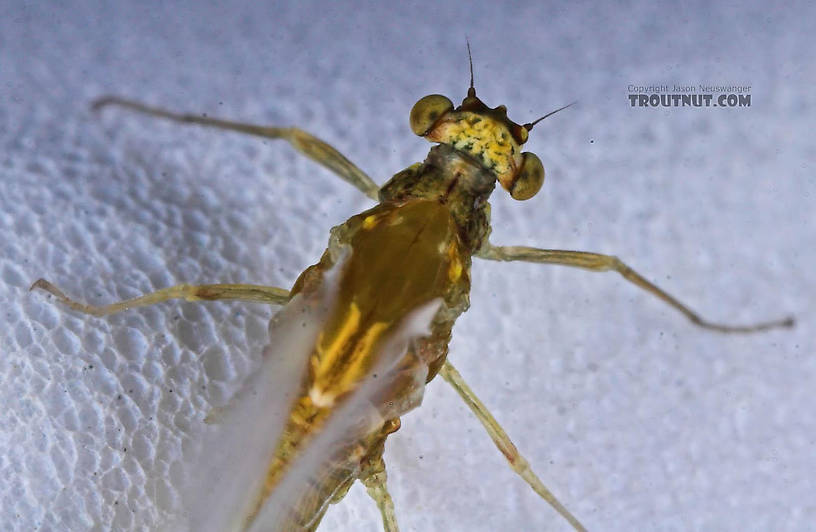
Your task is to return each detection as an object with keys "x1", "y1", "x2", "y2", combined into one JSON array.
[
  {"x1": 409, "y1": 55, "x2": 573, "y2": 201},
  {"x1": 409, "y1": 89, "x2": 543, "y2": 200}
]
